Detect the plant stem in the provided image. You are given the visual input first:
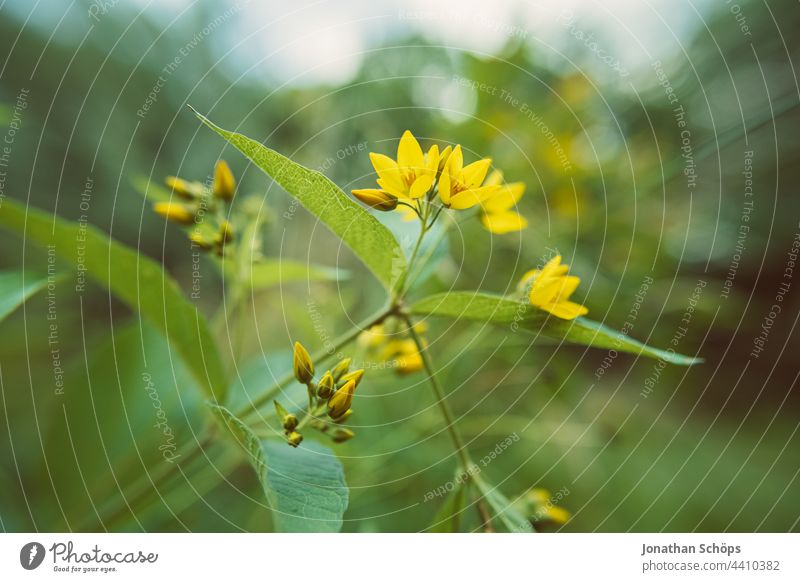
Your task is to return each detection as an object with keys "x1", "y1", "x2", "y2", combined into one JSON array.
[
  {"x1": 238, "y1": 306, "x2": 396, "y2": 420},
  {"x1": 403, "y1": 314, "x2": 472, "y2": 471}
]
